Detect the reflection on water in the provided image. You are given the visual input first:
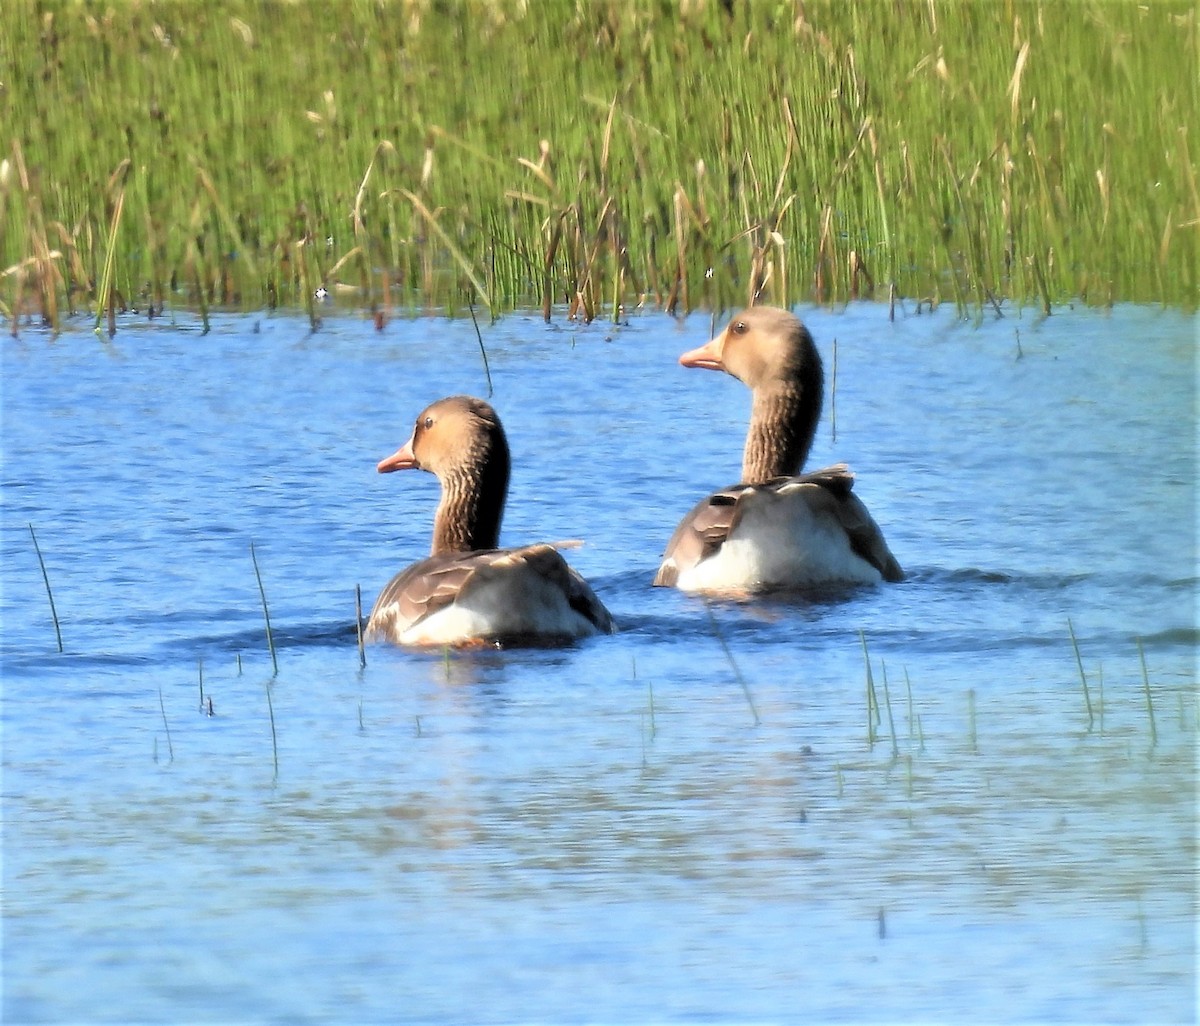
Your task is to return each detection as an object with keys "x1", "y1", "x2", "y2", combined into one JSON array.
[{"x1": 2, "y1": 304, "x2": 1195, "y2": 1023}]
